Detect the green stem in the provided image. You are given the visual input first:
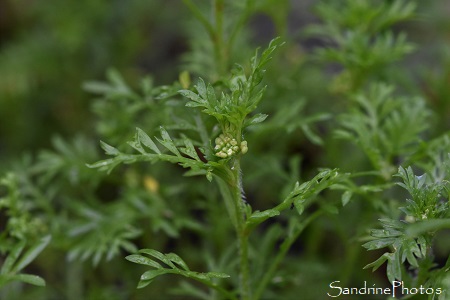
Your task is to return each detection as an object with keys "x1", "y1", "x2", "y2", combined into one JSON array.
[
  {"x1": 196, "y1": 277, "x2": 239, "y2": 300},
  {"x1": 182, "y1": 0, "x2": 214, "y2": 37},
  {"x1": 253, "y1": 211, "x2": 323, "y2": 300},
  {"x1": 340, "y1": 242, "x2": 360, "y2": 286},
  {"x1": 238, "y1": 225, "x2": 250, "y2": 300},
  {"x1": 234, "y1": 161, "x2": 251, "y2": 300},
  {"x1": 216, "y1": 158, "x2": 251, "y2": 300},
  {"x1": 228, "y1": 0, "x2": 254, "y2": 52},
  {"x1": 230, "y1": 158, "x2": 251, "y2": 300},
  {"x1": 182, "y1": 0, "x2": 228, "y2": 77},
  {"x1": 216, "y1": 178, "x2": 239, "y2": 231},
  {"x1": 67, "y1": 260, "x2": 84, "y2": 300},
  {"x1": 212, "y1": 0, "x2": 227, "y2": 77}
]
